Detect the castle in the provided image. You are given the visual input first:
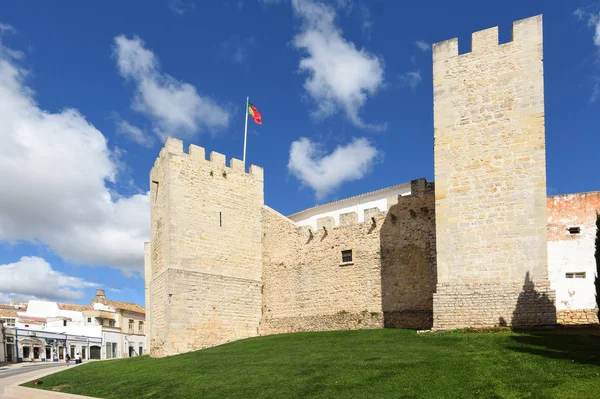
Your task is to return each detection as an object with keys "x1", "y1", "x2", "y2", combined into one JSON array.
[{"x1": 144, "y1": 14, "x2": 600, "y2": 358}]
